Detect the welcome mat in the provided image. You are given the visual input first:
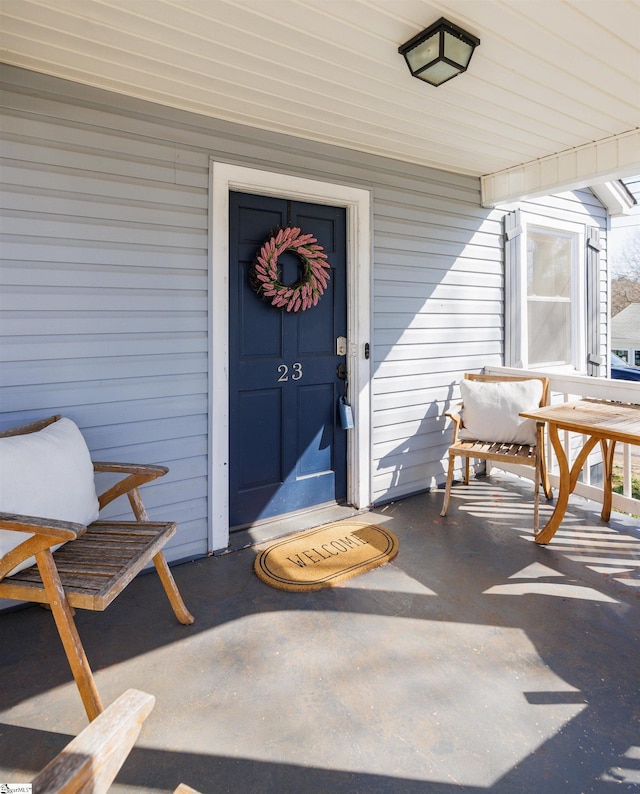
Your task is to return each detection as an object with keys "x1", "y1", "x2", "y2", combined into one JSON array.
[{"x1": 254, "y1": 521, "x2": 399, "y2": 592}]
